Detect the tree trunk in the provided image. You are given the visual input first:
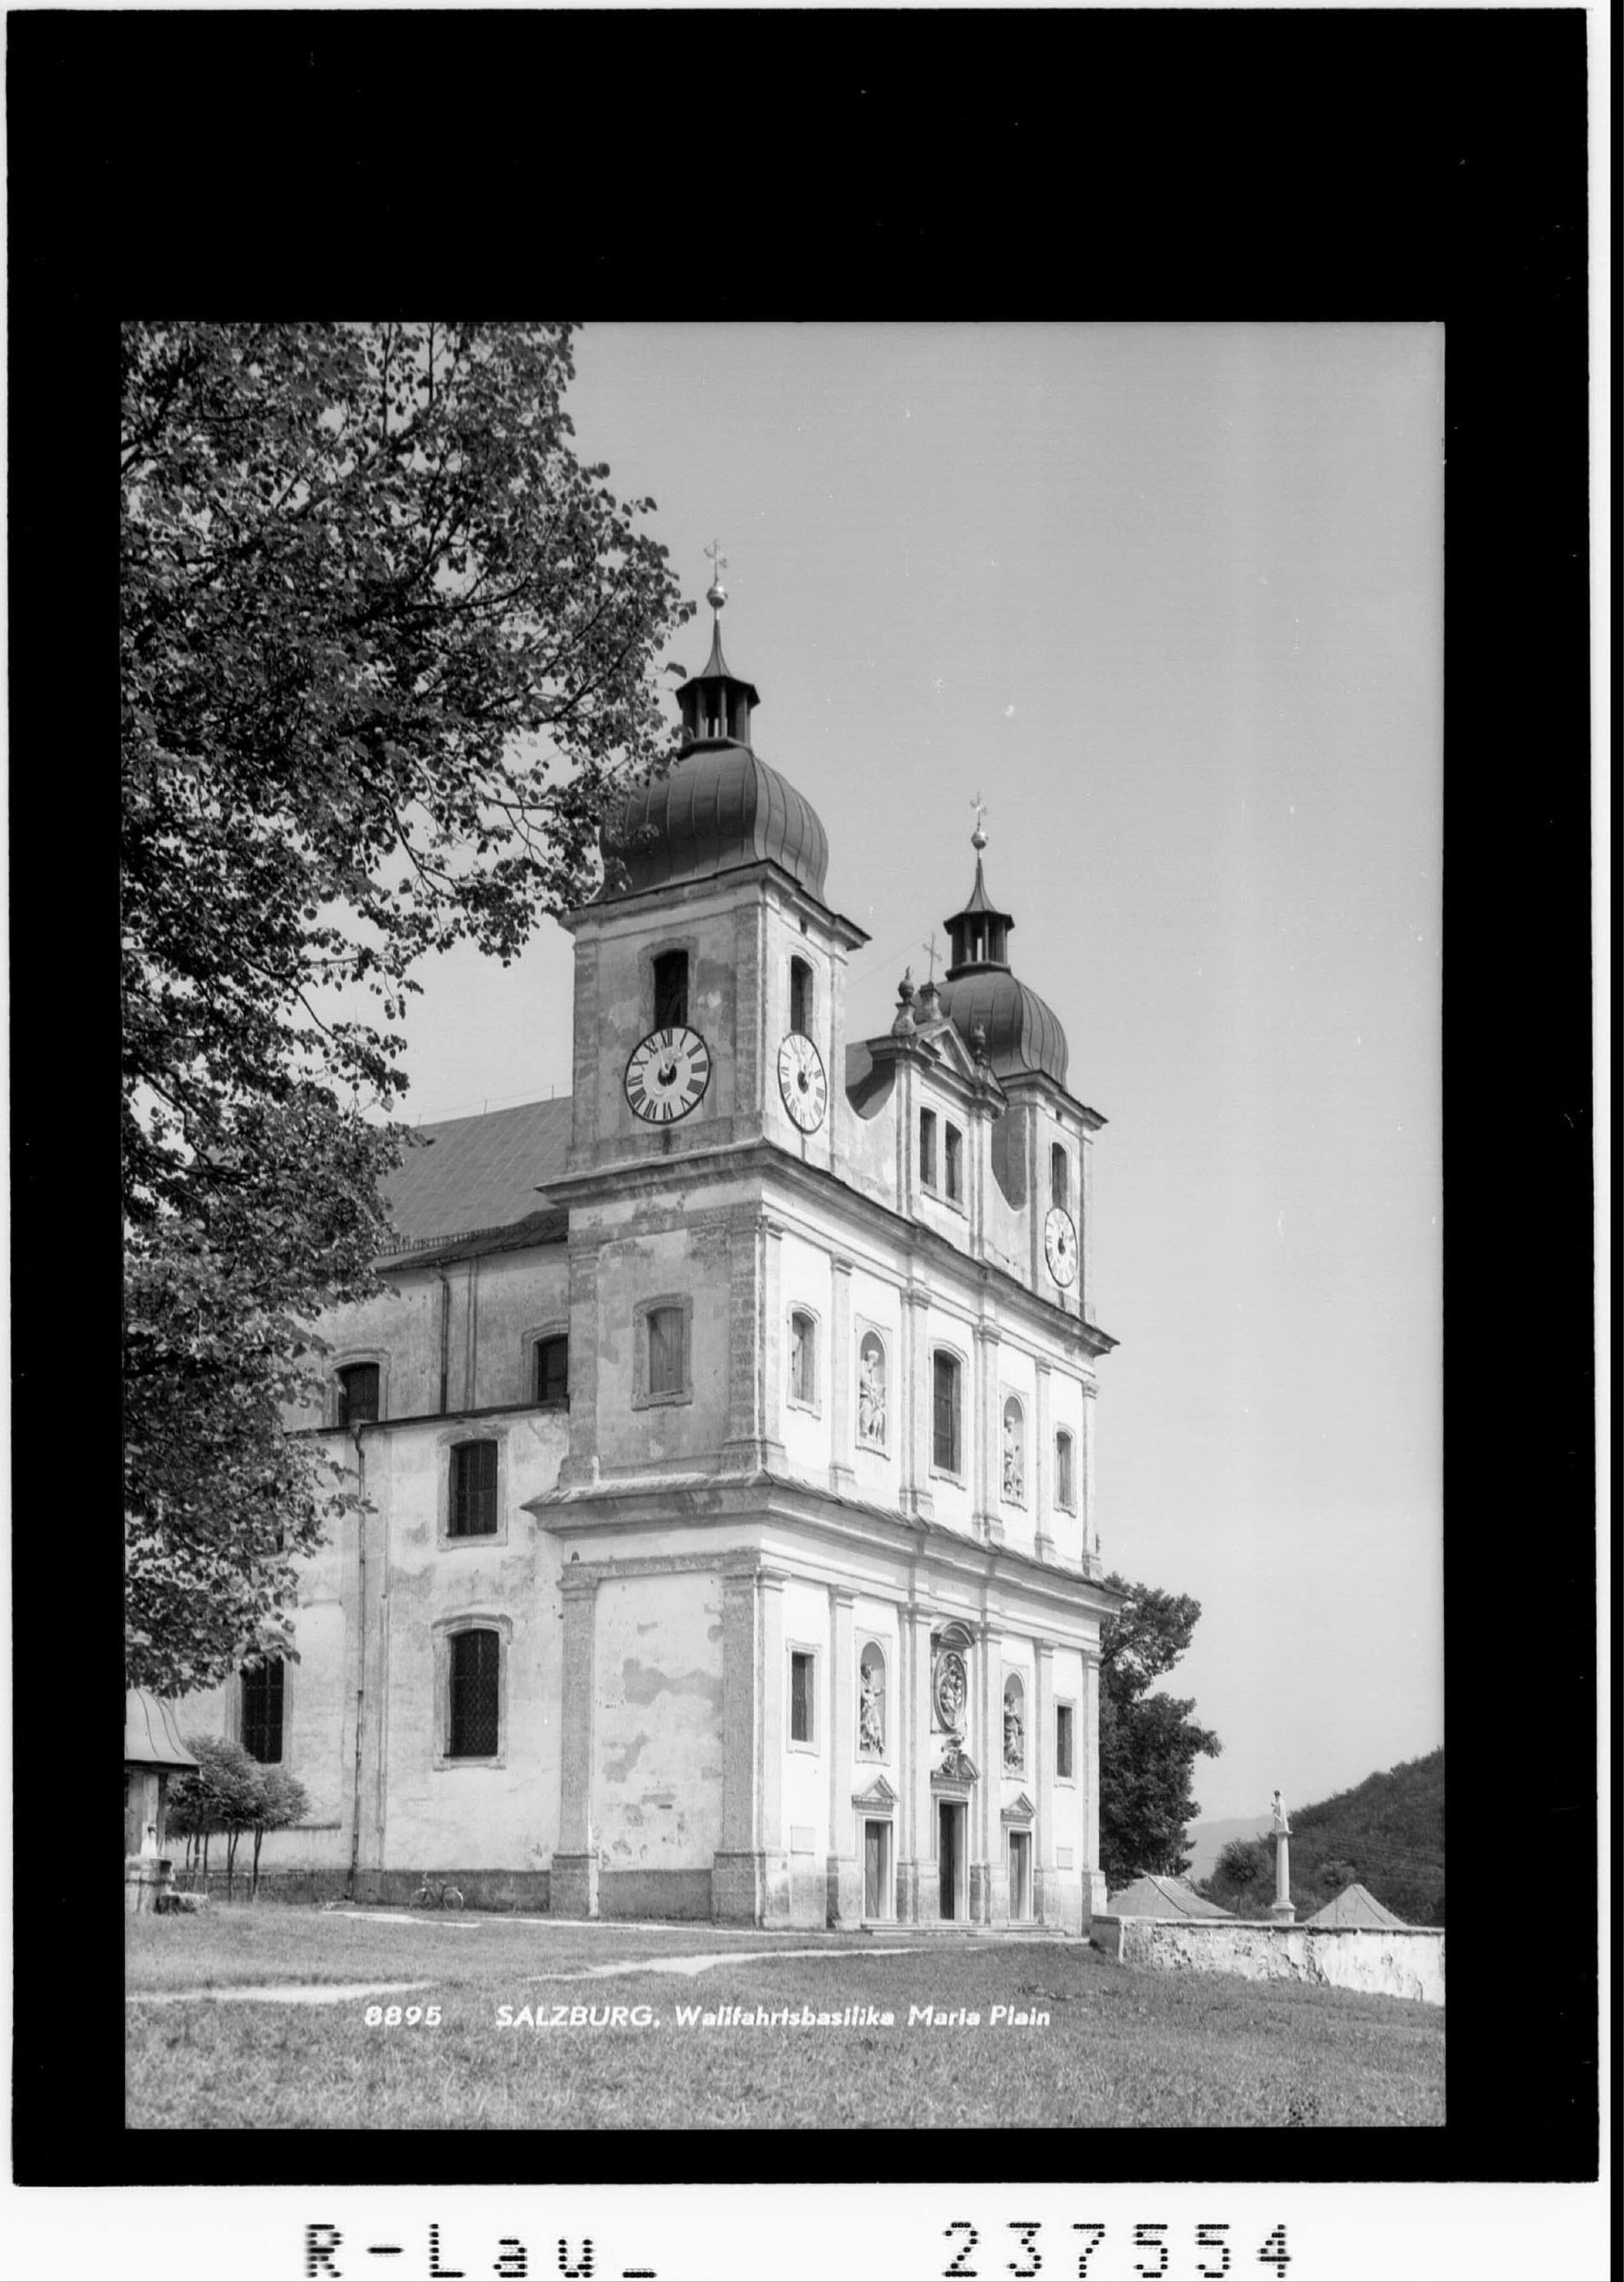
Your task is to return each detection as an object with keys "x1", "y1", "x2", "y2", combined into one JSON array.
[{"x1": 252, "y1": 1828, "x2": 264, "y2": 1900}]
